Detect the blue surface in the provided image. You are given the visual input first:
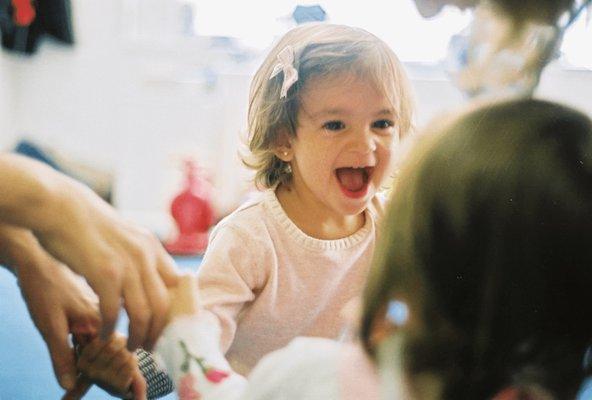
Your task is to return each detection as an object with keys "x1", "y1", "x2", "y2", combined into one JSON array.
[
  {"x1": 4, "y1": 255, "x2": 592, "y2": 400},
  {"x1": 0, "y1": 256, "x2": 201, "y2": 400}
]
